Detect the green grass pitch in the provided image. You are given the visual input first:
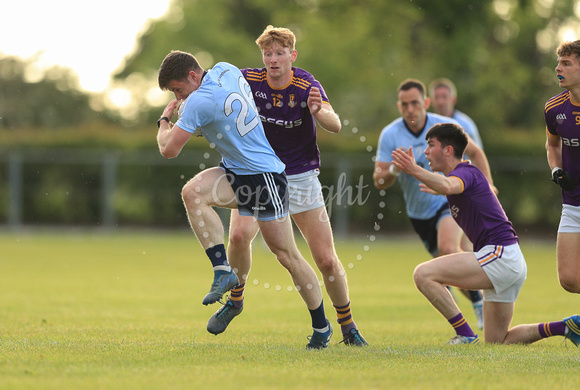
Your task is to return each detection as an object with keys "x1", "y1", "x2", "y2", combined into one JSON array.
[{"x1": 0, "y1": 231, "x2": 578, "y2": 389}]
